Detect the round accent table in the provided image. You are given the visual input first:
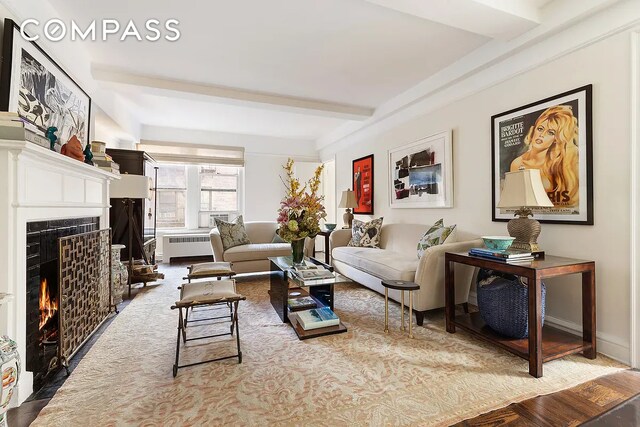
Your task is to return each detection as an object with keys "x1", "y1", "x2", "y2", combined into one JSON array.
[{"x1": 381, "y1": 280, "x2": 420, "y2": 338}]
